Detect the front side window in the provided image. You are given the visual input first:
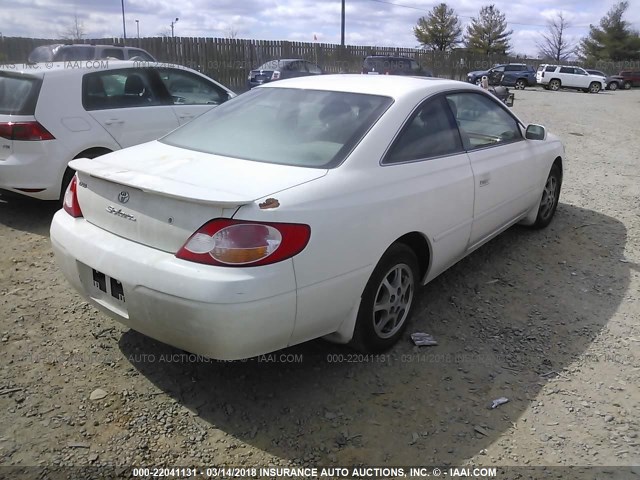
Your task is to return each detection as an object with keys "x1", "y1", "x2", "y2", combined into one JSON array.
[
  {"x1": 446, "y1": 92, "x2": 522, "y2": 150},
  {"x1": 575, "y1": 68, "x2": 588, "y2": 75},
  {"x1": 82, "y1": 69, "x2": 164, "y2": 110},
  {"x1": 157, "y1": 68, "x2": 227, "y2": 105},
  {"x1": 161, "y1": 88, "x2": 392, "y2": 168},
  {"x1": 384, "y1": 96, "x2": 462, "y2": 164}
]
